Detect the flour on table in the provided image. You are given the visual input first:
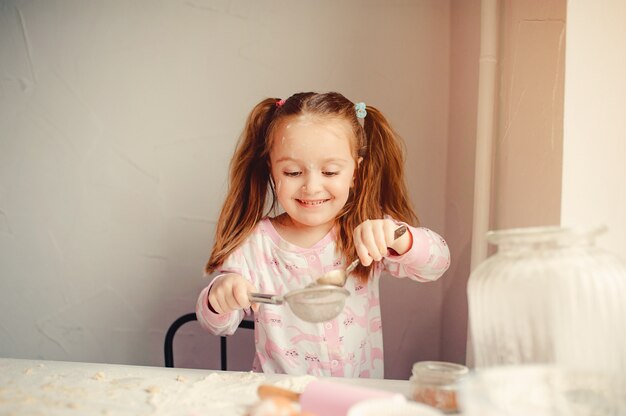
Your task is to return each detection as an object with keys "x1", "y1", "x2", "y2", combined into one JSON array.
[
  {"x1": 0, "y1": 360, "x2": 319, "y2": 416},
  {"x1": 272, "y1": 375, "x2": 317, "y2": 393},
  {"x1": 145, "y1": 385, "x2": 160, "y2": 394}
]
